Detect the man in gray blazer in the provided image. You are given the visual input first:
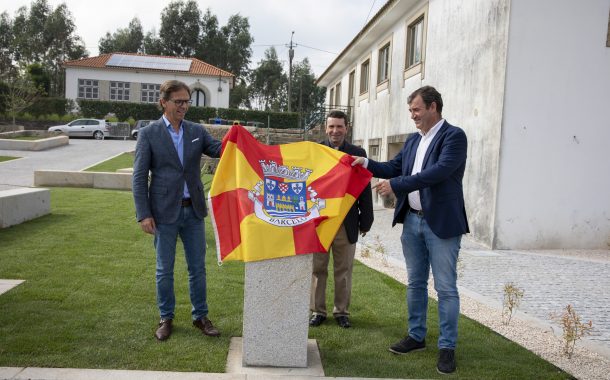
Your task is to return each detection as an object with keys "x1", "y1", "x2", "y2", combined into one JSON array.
[{"x1": 133, "y1": 80, "x2": 222, "y2": 341}]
